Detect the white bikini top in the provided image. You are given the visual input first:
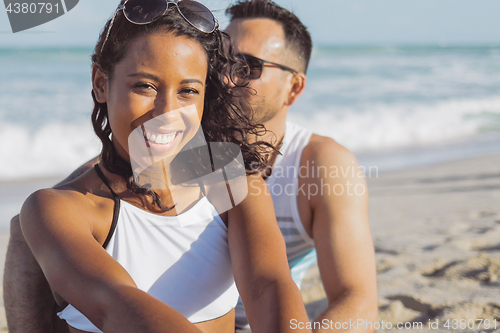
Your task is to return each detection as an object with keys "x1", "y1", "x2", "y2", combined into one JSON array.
[{"x1": 57, "y1": 165, "x2": 239, "y2": 332}]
